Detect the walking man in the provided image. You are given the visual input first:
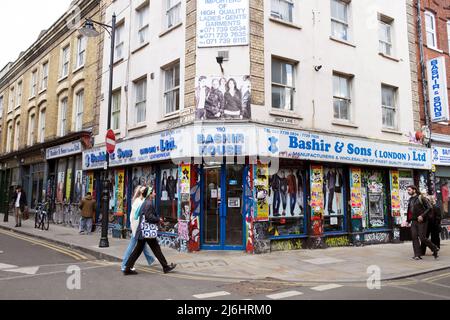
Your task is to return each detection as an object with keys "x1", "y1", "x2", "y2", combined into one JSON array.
[
  {"x1": 12, "y1": 186, "x2": 27, "y2": 228},
  {"x1": 79, "y1": 192, "x2": 96, "y2": 235},
  {"x1": 406, "y1": 185, "x2": 439, "y2": 260}
]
